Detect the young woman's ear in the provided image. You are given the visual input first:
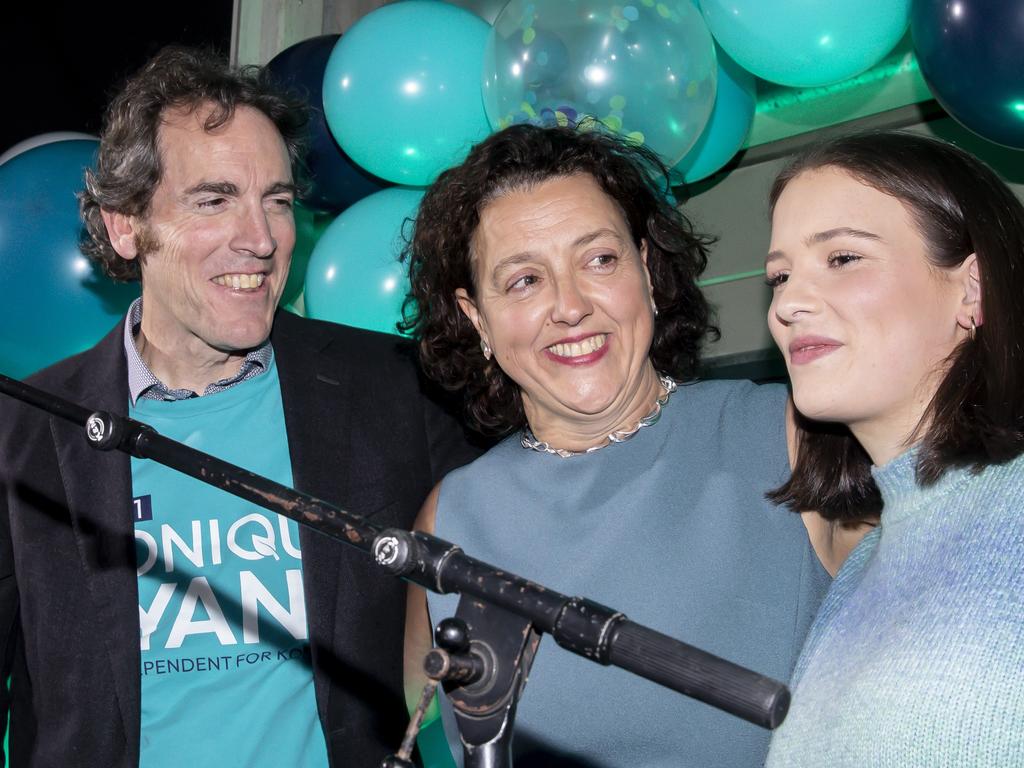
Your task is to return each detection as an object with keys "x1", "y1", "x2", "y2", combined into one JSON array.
[{"x1": 955, "y1": 254, "x2": 982, "y2": 332}]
